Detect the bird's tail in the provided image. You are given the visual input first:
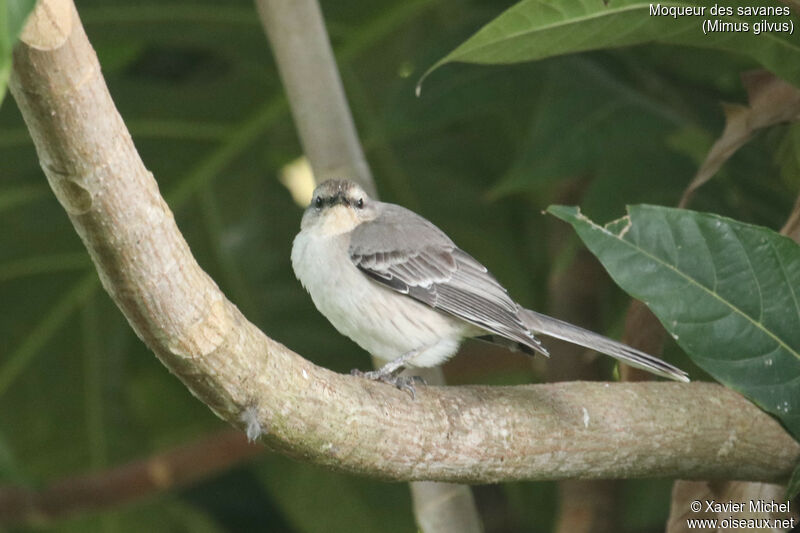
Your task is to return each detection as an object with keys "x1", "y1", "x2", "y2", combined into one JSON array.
[{"x1": 519, "y1": 308, "x2": 689, "y2": 382}]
